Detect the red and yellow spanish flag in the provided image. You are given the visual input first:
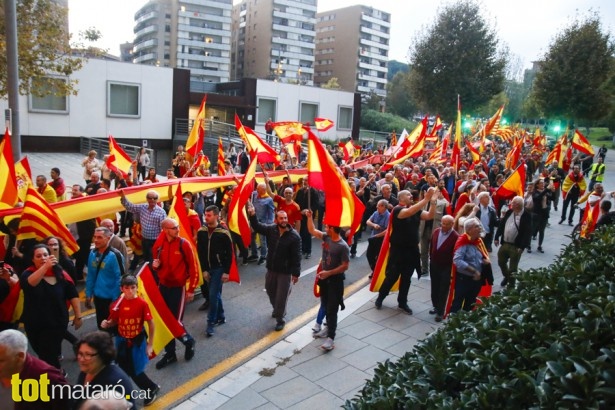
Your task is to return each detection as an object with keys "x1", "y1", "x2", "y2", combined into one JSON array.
[
  {"x1": 306, "y1": 131, "x2": 364, "y2": 238},
  {"x1": 494, "y1": 164, "x2": 526, "y2": 200},
  {"x1": 476, "y1": 105, "x2": 504, "y2": 139},
  {"x1": 192, "y1": 153, "x2": 211, "y2": 176},
  {"x1": 465, "y1": 138, "x2": 481, "y2": 164},
  {"x1": 381, "y1": 117, "x2": 428, "y2": 171},
  {"x1": 314, "y1": 118, "x2": 334, "y2": 132},
  {"x1": 217, "y1": 138, "x2": 226, "y2": 176},
  {"x1": 17, "y1": 186, "x2": 79, "y2": 255},
  {"x1": 580, "y1": 199, "x2": 600, "y2": 239},
  {"x1": 571, "y1": 129, "x2": 595, "y2": 156},
  {"x1": 451, "y1": 96, "x2": 463, "y2": 171},
  {"x1": 369, "y1": 212, "x2": 399, "y2": 292},
  {"x1": 136, "y1": 264, "x2": 186, "y2": 357},
  {"x1": 228, "y1": 155, "x2": 257, "y2": 248},
  {"x1": 505, "y1": 138, "x2": 524, "y2": 170},
  {"x1": 338, "y1": 139, "x2": 357, "y2": 162},
  {"x1": 15, "y1": 156, "x2": 33, "y2": 203},
  {"x1": 186, "y1": 96, "x2": 207, "y2": 163},
  {"x1": 235, "y1": 114, "x2": 281, "y2": 165},
  {"x1": 107, "y1": 135, "x2": 133, "y2": 178},
  {"x1": 0, "y1": 128, "x2": 18, "y2": 208}
]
